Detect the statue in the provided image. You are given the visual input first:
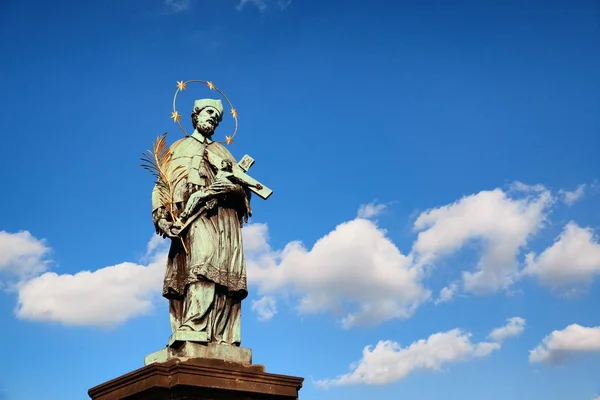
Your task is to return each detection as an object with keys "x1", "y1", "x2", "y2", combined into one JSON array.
[
  {"x1": 88, "y1": 81, "x2": 305, "y2": 400},
  {"x1": 142, "y1": 81, "x2": 271, "y2": 361}
]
